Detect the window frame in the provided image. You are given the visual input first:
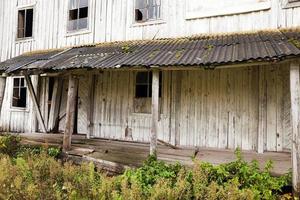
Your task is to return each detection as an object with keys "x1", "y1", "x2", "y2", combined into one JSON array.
[
  {"x1": 11, "y1": 77, "x2": 28, "y2": 110},
  {"x1": 283, "y1": 0, "x2": 300, "y2": 8},
  {"x1": 66, "y1": 0, "x2": 90, "y2": 33},
  {"x1": 135, "y1": 71, "x2": 162, "y2": 99},
  {"x1": 133, "y1": 71, "x2": 163, "y2": 114},
  {"x1": 134, "y1": 0, "x2": 162, "y2": 24},
  {"x1": 16, "y1": 6, "x2": 35, "y2": 41}
]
